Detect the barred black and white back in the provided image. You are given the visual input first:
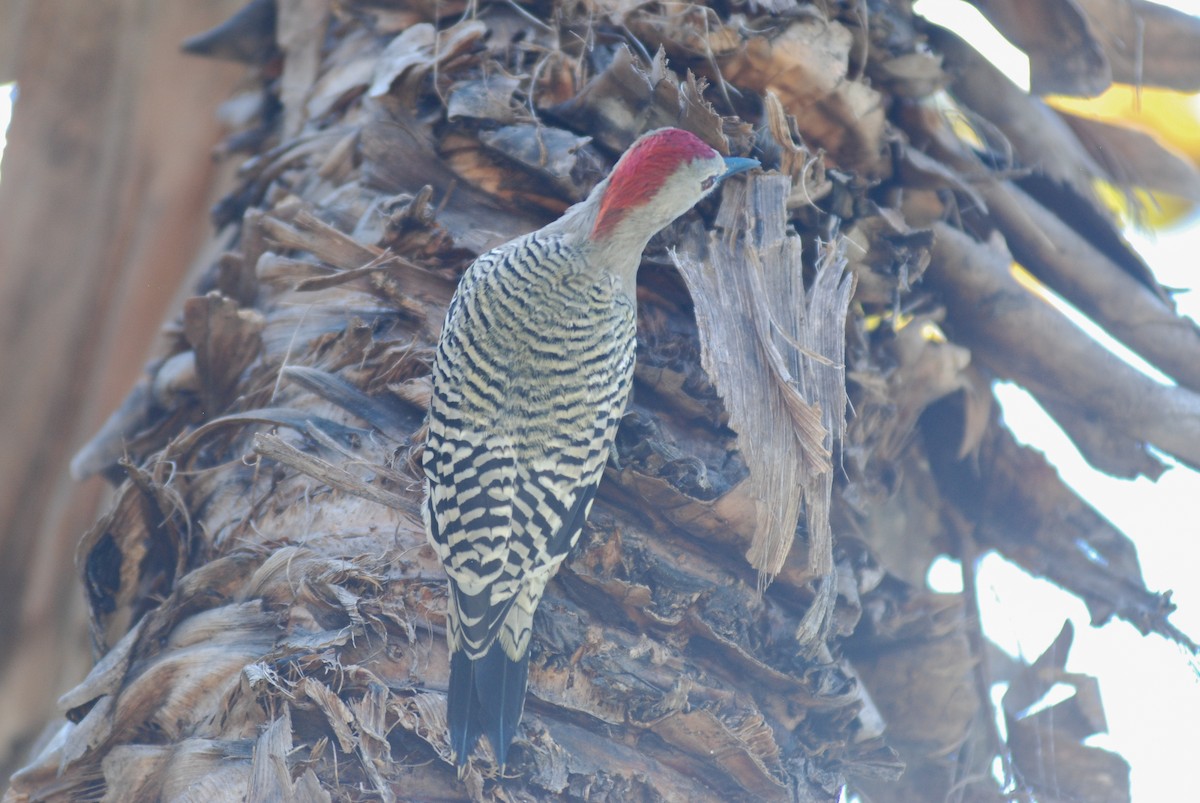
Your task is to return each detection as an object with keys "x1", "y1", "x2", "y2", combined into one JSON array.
[{"x1": 422, "y1": 229, "x2": 637, "y2": 768}]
